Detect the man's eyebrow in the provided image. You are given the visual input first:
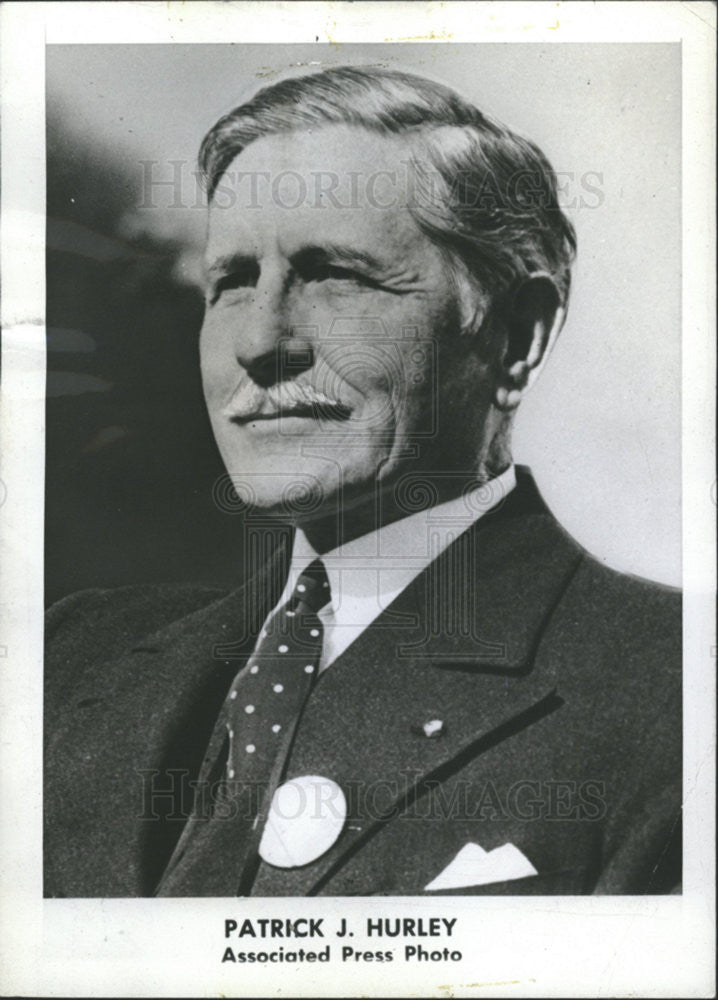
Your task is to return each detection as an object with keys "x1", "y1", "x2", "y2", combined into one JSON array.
[
  {"x1": 203, "y1": 243, "x2": 389, "y2": 280},
  {"x1": 290, "y1": 243, "x2": 388, "y2": 273}
]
